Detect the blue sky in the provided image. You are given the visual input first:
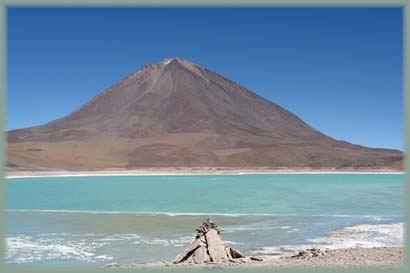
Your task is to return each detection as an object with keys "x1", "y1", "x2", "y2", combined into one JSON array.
[{"x1": 7, "y1": 7, "x2": 403, "y2": 150}]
